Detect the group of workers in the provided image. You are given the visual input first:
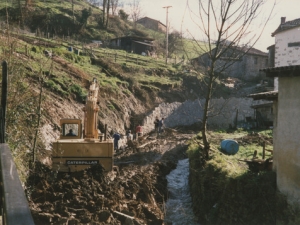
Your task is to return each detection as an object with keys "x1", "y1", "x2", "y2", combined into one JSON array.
[
  {"x1": 113, "y1": 124, "x2": 143, "y2": 151},
  {"x1": 113, "y1": 116, "x2": 165, "y2": 151},
  {"x1": 154, "y1": 117, "x2": 164, "y2": 135}
]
